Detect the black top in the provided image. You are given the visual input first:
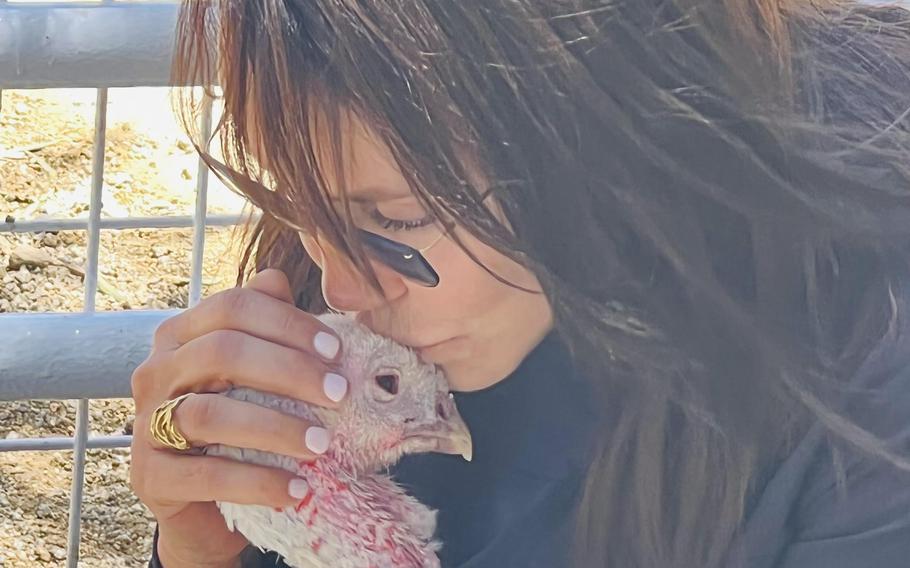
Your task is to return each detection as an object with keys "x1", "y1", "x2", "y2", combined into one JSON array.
[
  {"x1": 149, "y1": 317, "x2": 910, "y2": 567},
  {"x1": 389, "y1": 330, "x2": 599, "y2": 567}
]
